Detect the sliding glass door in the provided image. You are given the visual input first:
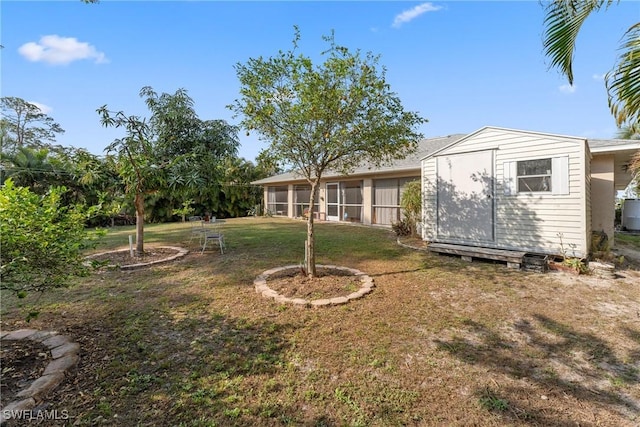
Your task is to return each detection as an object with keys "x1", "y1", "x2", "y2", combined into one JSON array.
[{"x1": 325, "y1": 181, "x2": 363, "y2": 222}]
